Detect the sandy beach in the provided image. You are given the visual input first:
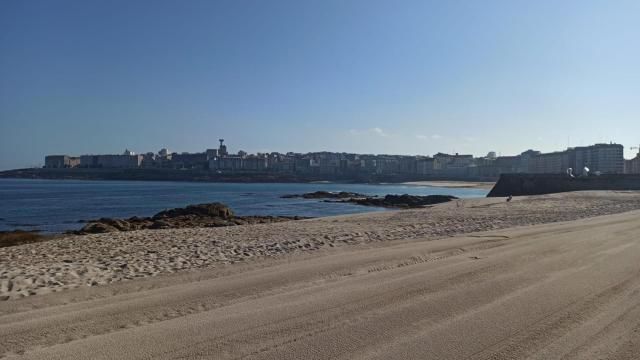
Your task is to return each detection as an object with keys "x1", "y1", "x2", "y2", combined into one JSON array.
[
  {"x1": 402, "y1": 180, "x2": 495, "y2": 189},
  {"x1": 2, "y1": 190, "x2": 640, "y2": 359}
]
